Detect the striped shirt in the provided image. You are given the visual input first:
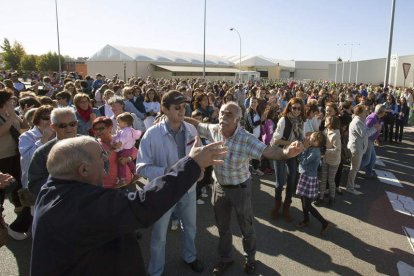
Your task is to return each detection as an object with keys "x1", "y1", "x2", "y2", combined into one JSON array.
[{"x1": 197, "y1": 123, "x2": 267, "y2": 185}]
